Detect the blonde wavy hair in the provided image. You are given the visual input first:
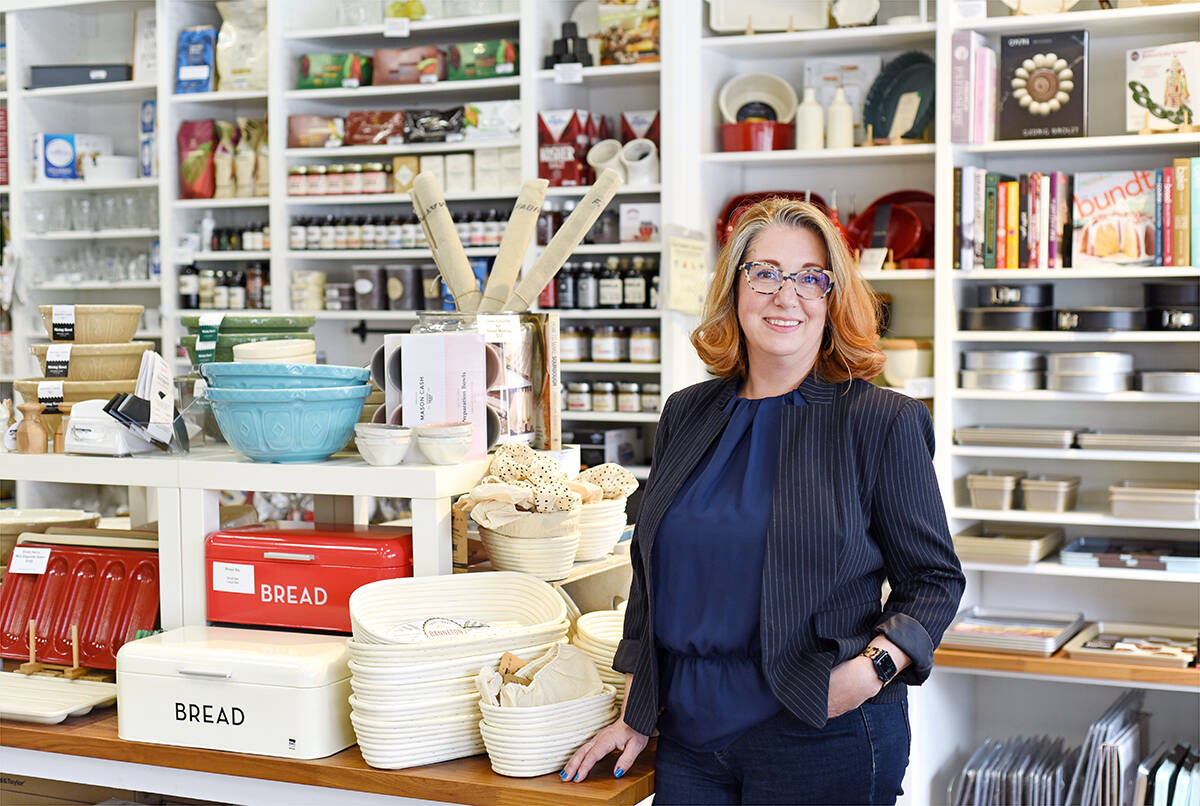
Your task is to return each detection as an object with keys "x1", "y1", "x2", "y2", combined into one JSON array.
[{"x1": 691, "y1": 197, "x2": 885, "y2": 383}]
